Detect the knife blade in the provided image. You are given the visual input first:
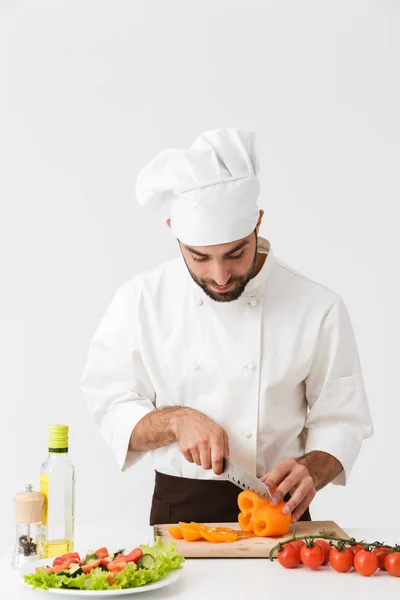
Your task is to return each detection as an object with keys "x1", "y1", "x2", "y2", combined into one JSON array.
[{"x1": 222, "y1": 458, "x2": 274, "y2": 502}]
